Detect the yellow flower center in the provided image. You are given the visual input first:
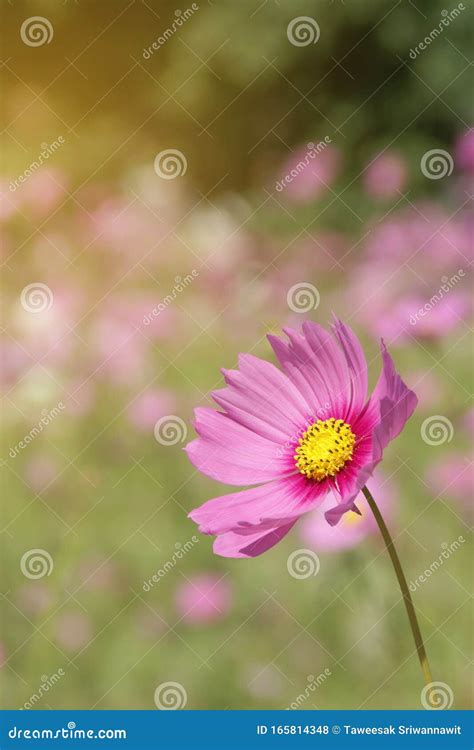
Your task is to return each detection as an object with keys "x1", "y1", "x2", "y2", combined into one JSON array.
[{"x1": 295, "y1": 418, "x2": 356, "y2": 481}]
